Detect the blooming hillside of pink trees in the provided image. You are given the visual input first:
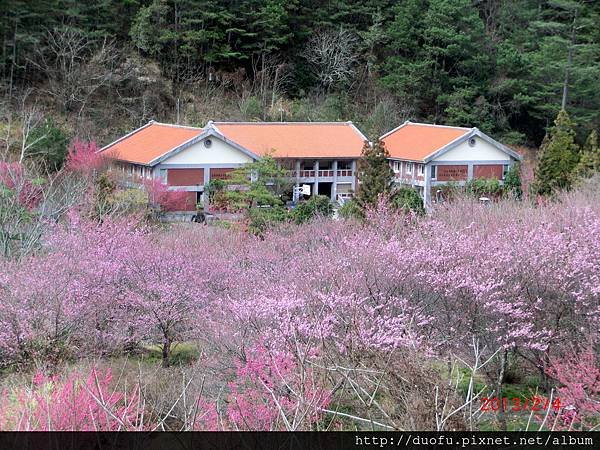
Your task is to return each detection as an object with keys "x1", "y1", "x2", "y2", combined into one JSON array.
[{"x1": 0, "y1": 177, "x2": 598, "y2": 431}]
